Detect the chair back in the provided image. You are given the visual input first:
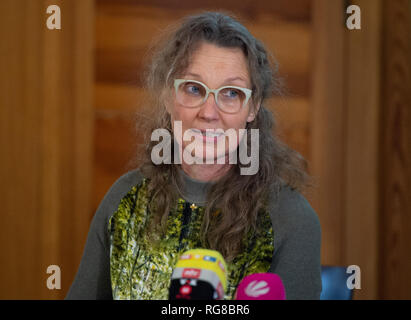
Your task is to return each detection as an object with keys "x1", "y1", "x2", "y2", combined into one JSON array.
[{"x1": 320, "y1": 266, "x2": 353, "y2": 300}]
